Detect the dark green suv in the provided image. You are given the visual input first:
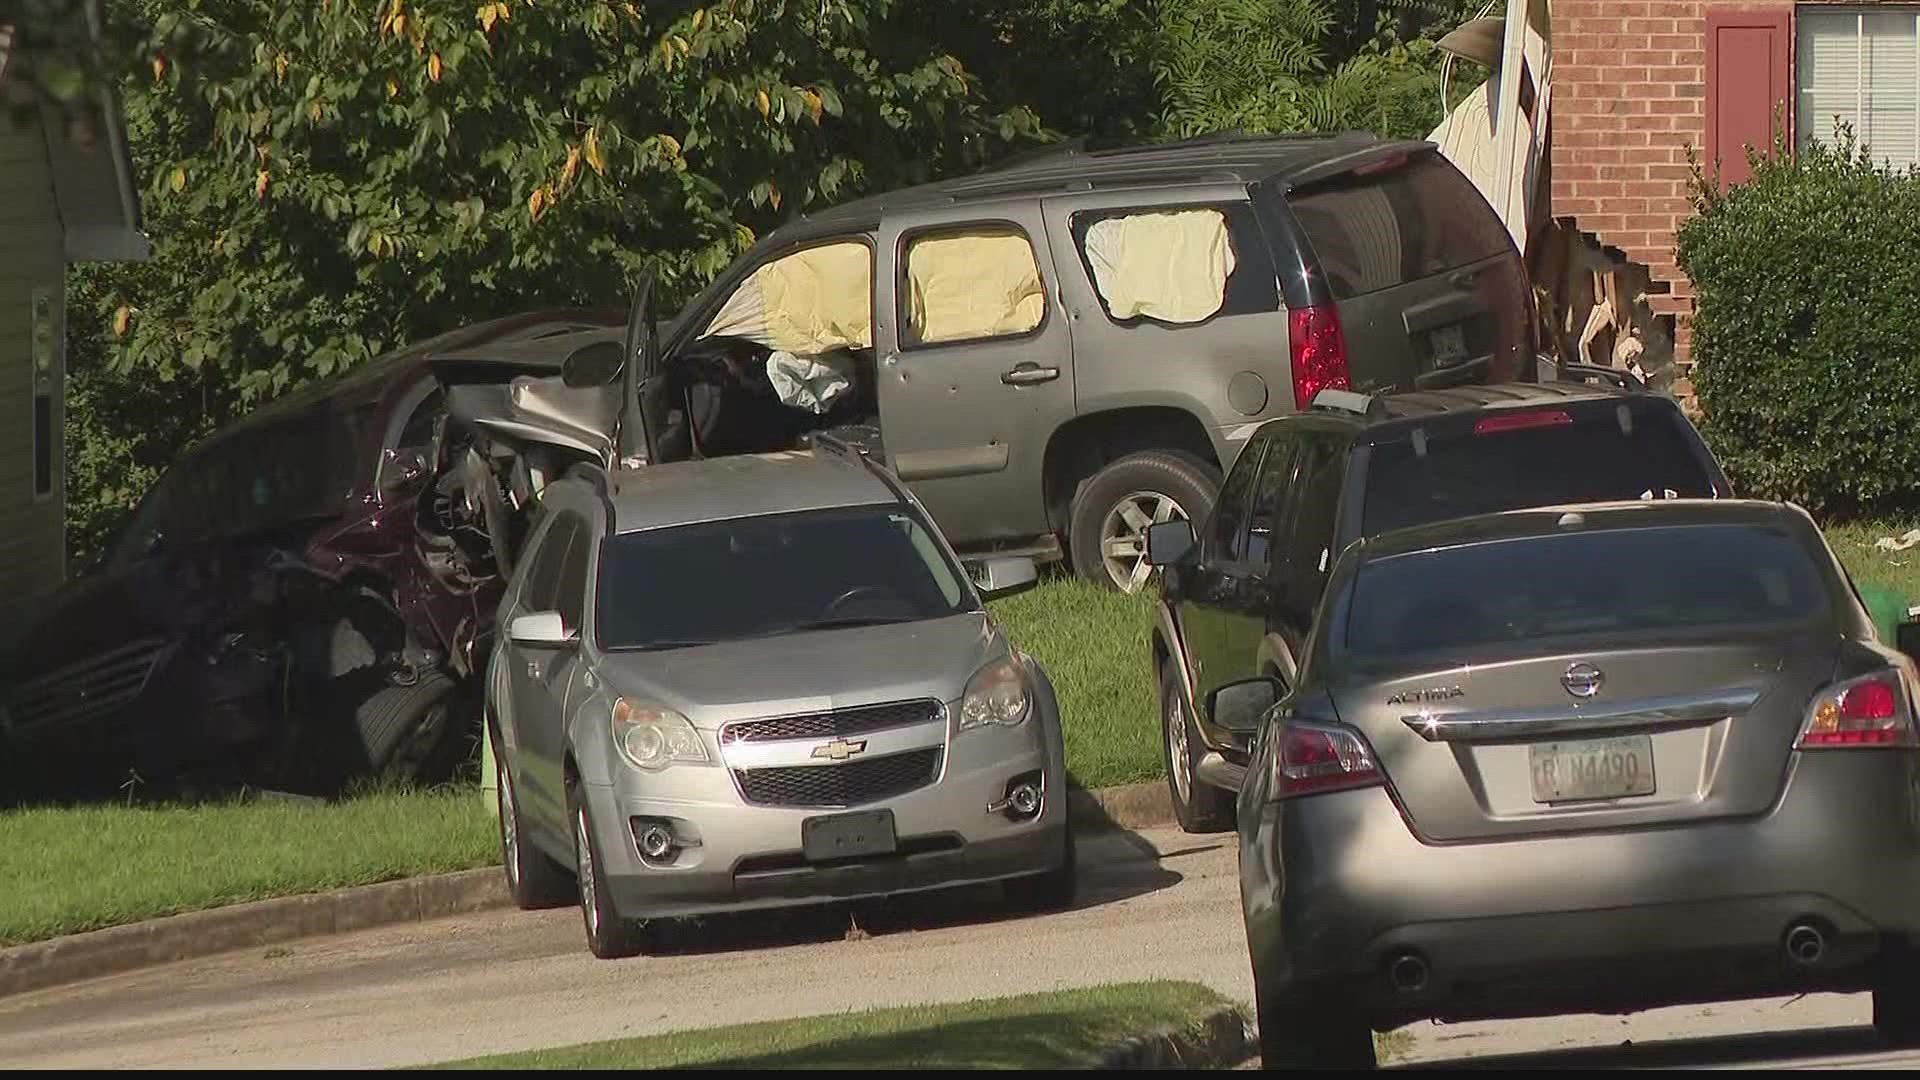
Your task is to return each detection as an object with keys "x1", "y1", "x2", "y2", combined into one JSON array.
[{"x1": 1143, "y1": 376, "x2": 1735, "y2": 831}]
